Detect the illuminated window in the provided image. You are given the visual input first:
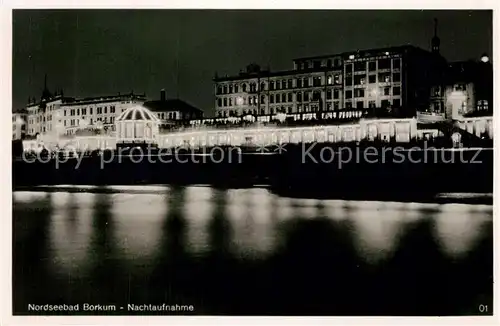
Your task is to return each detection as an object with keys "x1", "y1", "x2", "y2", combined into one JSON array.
[
  {"x1": 327, "y1": 76, "x2": 333, "y2": 85},
  {"x1": 478, "y1": 100, "x2": 489, "y2": 110},
  {"x1": 334, "y1": 75, "x2": 341, "y2": 85},
  {"x1": 354, "y1": 75, "x2": 366, "y2": 85}
]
